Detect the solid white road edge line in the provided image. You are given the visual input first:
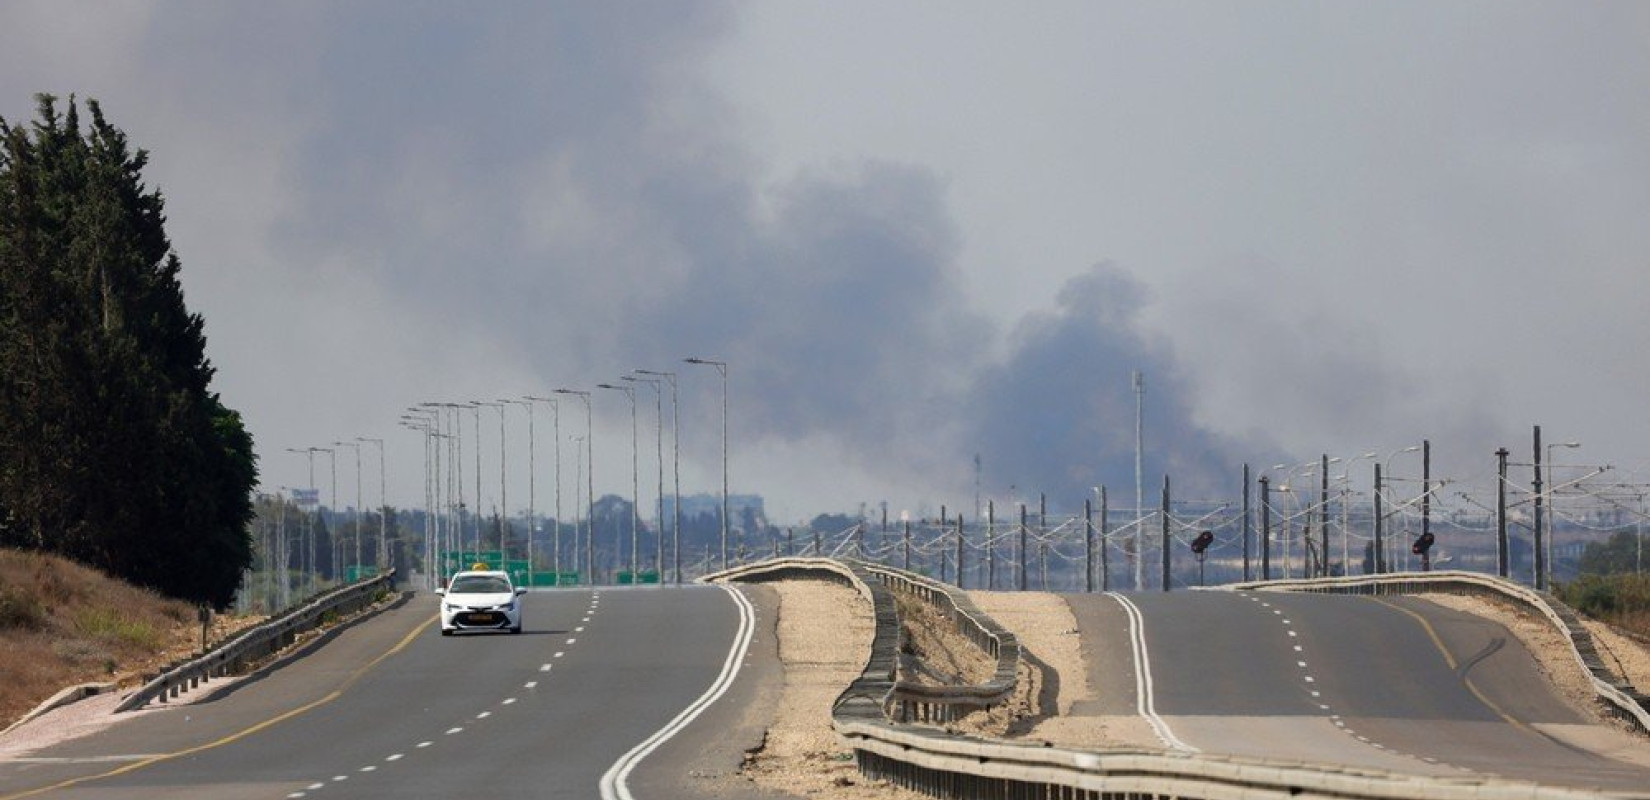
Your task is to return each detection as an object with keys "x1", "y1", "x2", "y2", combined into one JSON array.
[
  {"x1": 598, "y1": 584, "x2": 757, "y2": 800},
  {"x1": 1106, "y1": 593, "x2": 1198, "y2": 753}
]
